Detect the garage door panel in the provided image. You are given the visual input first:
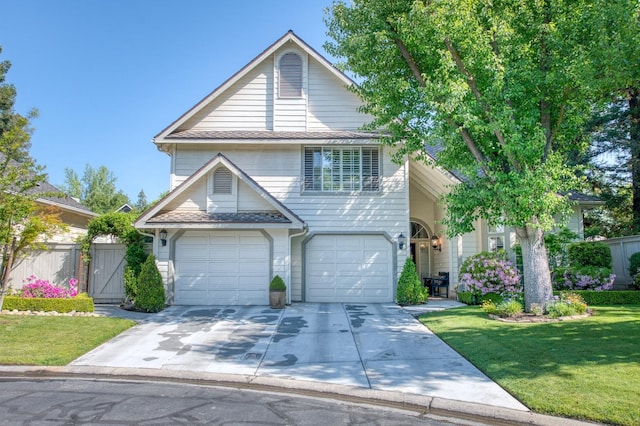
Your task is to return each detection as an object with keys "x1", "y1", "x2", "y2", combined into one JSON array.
[
  {"x1": 175, "y1": 230, "x2": 270, "y2": 305},
  {"x1": 306, "y1": 235, "x2": 393, "y2": 303}
]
